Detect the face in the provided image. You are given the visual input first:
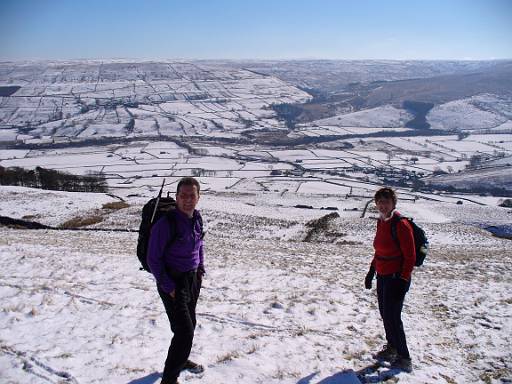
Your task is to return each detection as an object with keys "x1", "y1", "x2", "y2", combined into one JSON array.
[
  {"x1": 375, "y1": 197, "x2": 394, "y2": 218},
  {"x1": 176, "y1": 184, "x2": 200, "y2": 217}
]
